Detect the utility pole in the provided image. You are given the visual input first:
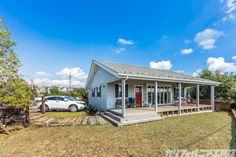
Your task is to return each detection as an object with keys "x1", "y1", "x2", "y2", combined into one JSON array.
[
  {"x1": 41, "y1": 96, "x2": 45, "y2": 114},
  {"x1": 69, "y1": 71, "x2": 72, "y2": 91}
]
